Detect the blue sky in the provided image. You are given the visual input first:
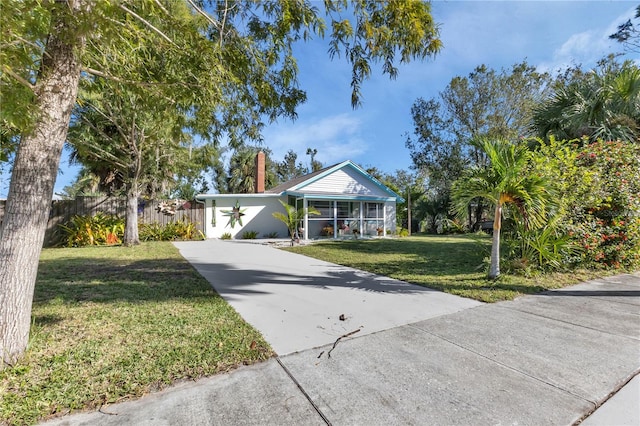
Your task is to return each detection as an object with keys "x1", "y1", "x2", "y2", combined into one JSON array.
[
  {"x1": 0, "y1": 1, "x2": 636, "y2": 198},
  {"x1": 262, "y1": 1, "x2": 637, "y2": 175}
]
